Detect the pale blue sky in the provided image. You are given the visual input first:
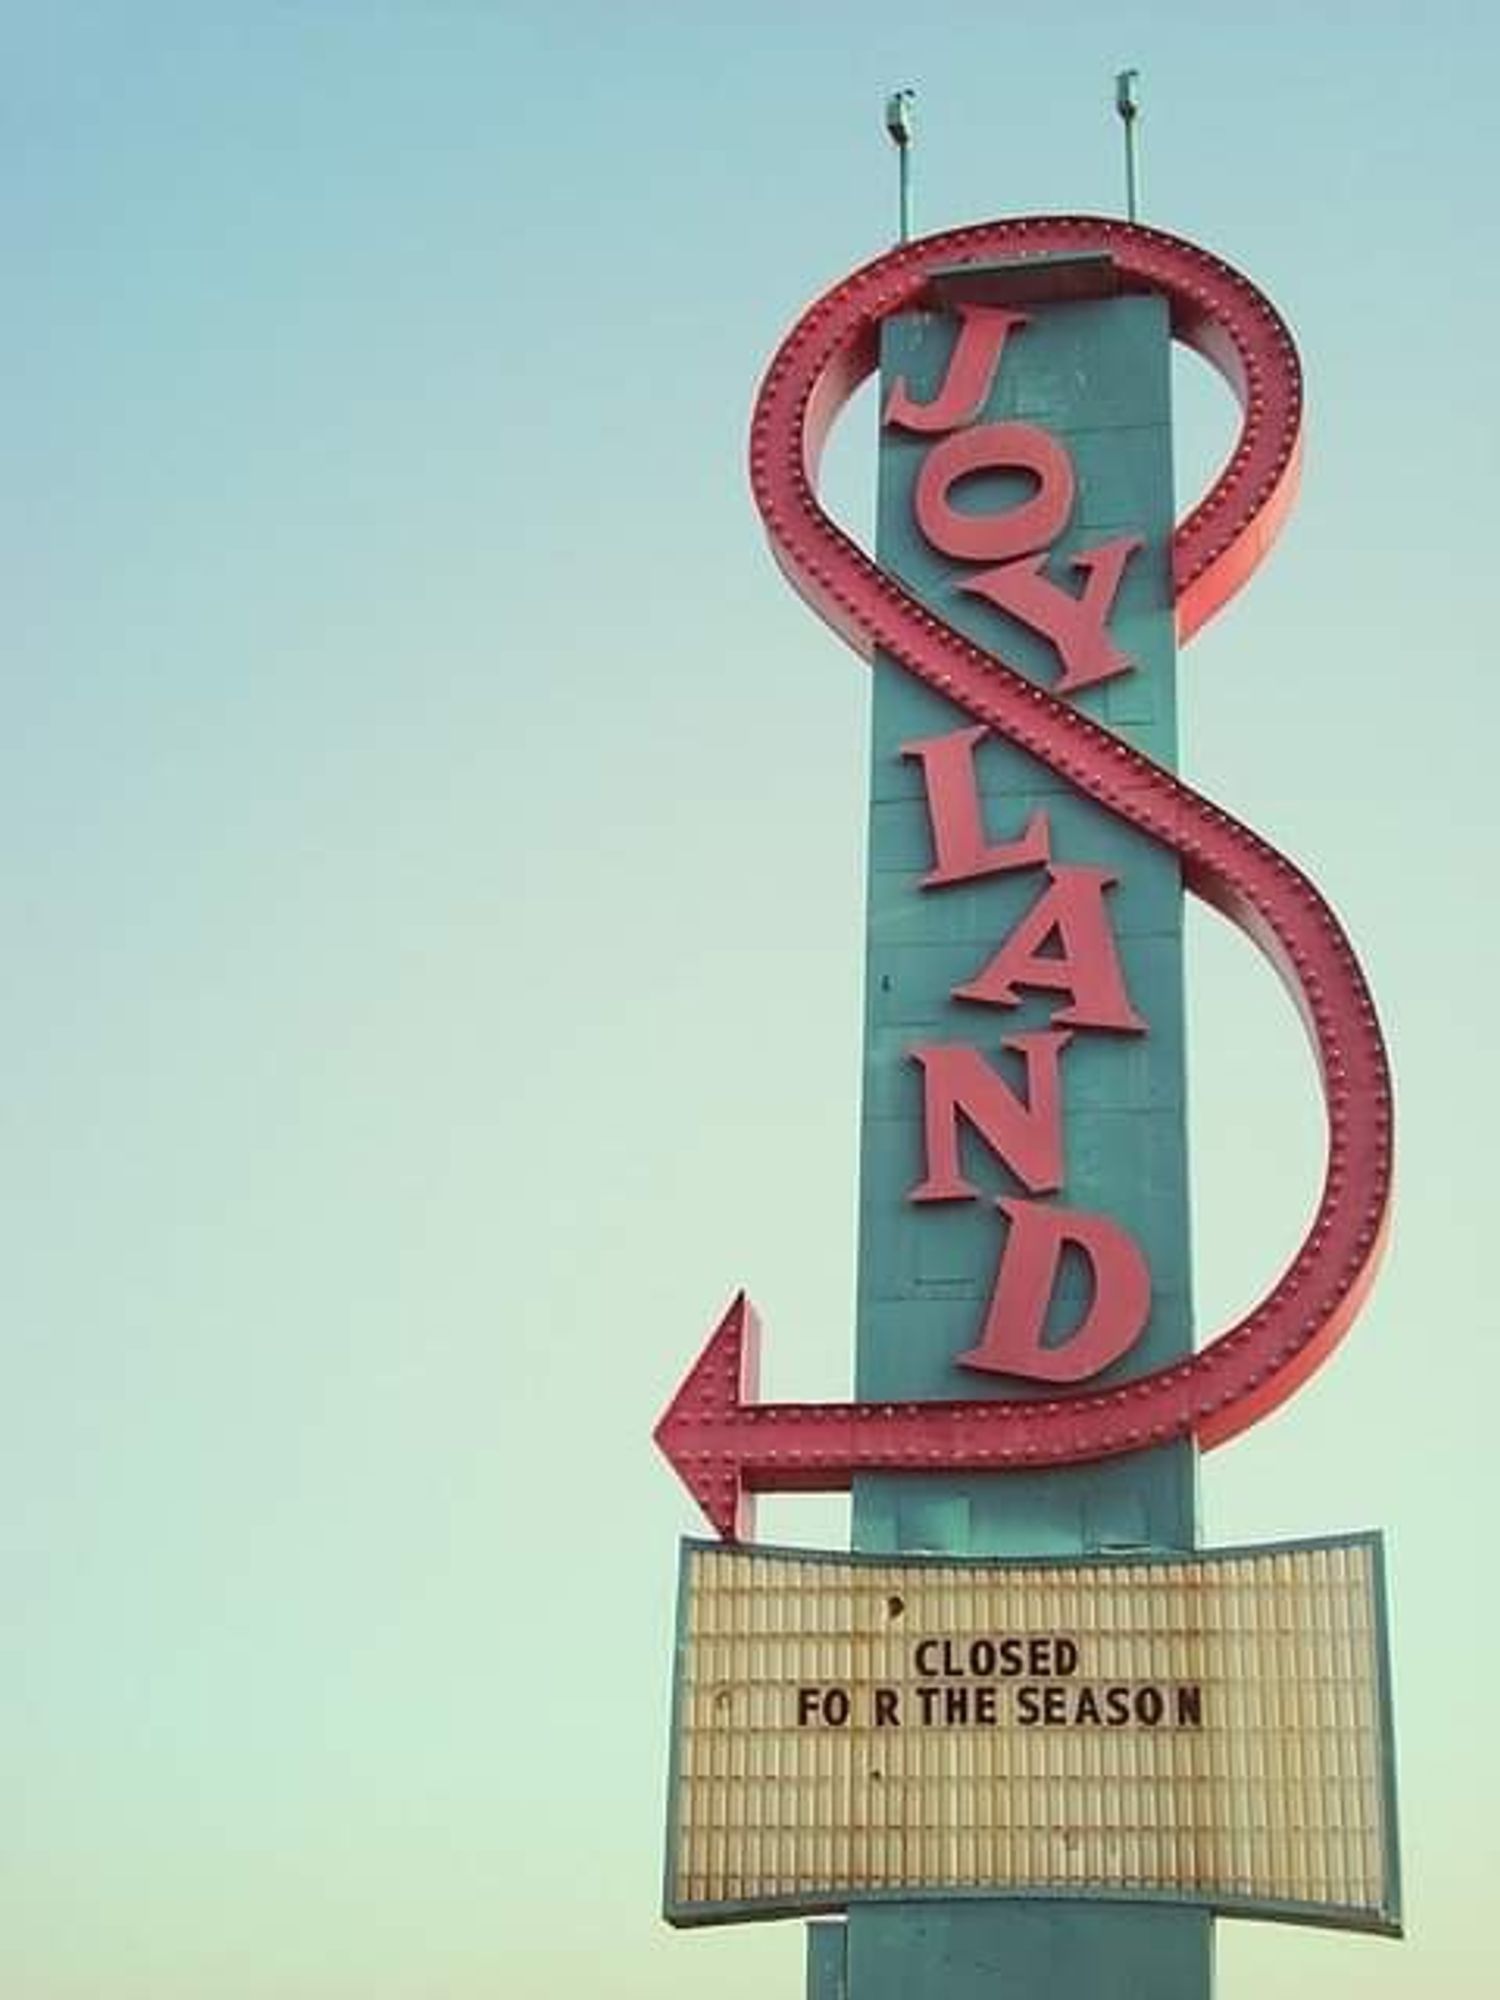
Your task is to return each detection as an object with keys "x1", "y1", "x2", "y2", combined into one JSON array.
[{"x1": 4, "y1": 4, "x2": 1497, "y2": 1995}]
